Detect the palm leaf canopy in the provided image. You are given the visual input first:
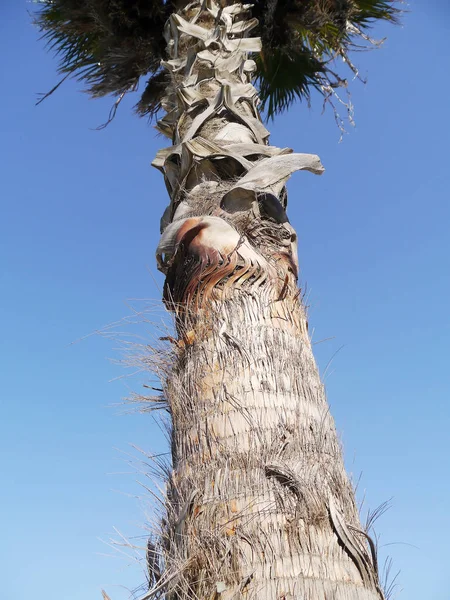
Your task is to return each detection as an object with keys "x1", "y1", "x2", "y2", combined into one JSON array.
[{"x1": 34, "y1": 0, "x2": 400, "y2": 119}]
